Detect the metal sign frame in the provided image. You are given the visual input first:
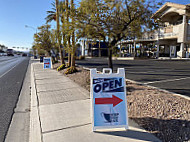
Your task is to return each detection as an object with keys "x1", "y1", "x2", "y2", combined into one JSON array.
[{"x1": 90, "y1": 68, "x2": 128, "y2": 131}]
